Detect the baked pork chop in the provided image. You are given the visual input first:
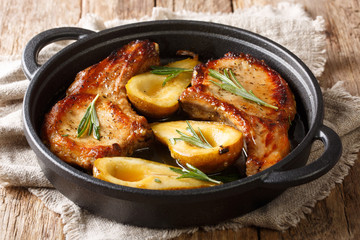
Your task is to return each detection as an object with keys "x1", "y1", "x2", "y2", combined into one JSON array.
[
  {"x1": 42, "y1": 40, "x2": 160, "y2": 170},
  {"x1": 180, "y1": 53, "x2": 296, "y2": 176}
]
